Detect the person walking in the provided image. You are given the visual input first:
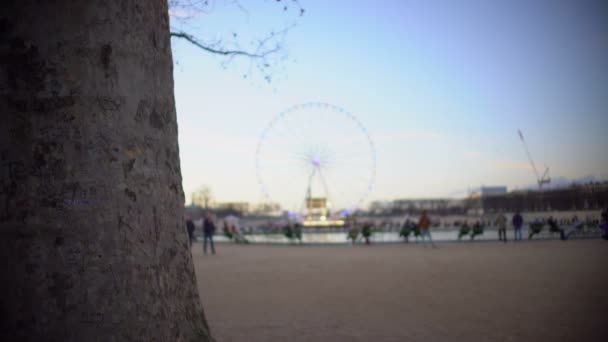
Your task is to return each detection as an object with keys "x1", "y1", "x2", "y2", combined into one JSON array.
[
  {"x1": 418, "y1": 211, "x2": 436, "y2": 248},
  {"x1": 203, "y1": 212, "x2": 216, "y2": 255},
  {"x1": 495, "y1": 211, "x2": 508, "y2": 243},
  {"x1": 512, "y1": 211, "x2": 523, "y2": 241}
]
